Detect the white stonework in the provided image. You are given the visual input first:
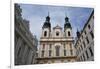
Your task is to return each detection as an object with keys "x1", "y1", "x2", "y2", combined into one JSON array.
[
  {"x1": 37, "y1": 15, "x2": 76, "y2": 64},
  {"x1": 15, "y1": 4, "x2": 38, "y2": 65},
  {"x1": 75, "y1": 10, "x2": 94, "y2": 61}
]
